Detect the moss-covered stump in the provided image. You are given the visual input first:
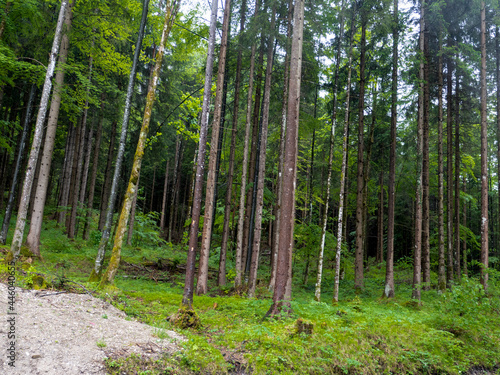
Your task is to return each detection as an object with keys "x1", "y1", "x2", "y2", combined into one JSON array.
[
  {"x1": 295, "y1": 318, "x2": 314, "y2": 335},
  {"x1": 171, "y1": 306, "x2": 201, "y2": 329}
]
